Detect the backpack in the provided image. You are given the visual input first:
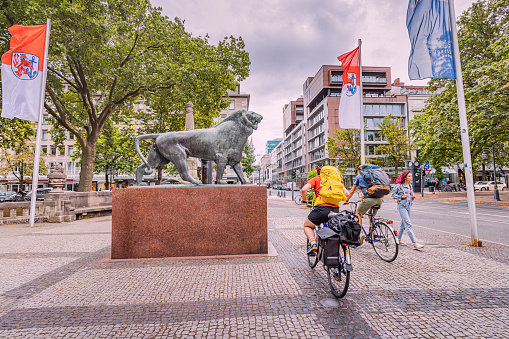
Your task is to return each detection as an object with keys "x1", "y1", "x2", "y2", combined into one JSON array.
[
  {"x1": 360, "y1": 164, "x2": 391, "y2": 198},
  {"x1": 327, "y1": 212, "x2": 362, "y2": 246},
  {"x1": 313, "y1": 166, "x2": 347, "y2": 206}
]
